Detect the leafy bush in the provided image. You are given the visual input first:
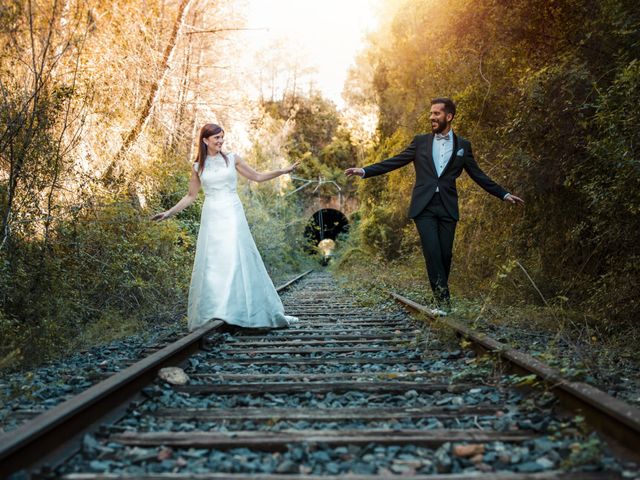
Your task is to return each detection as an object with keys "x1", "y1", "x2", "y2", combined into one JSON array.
[{"x1": 337, "y1": 0, "x2": 640, "y2": 332}]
